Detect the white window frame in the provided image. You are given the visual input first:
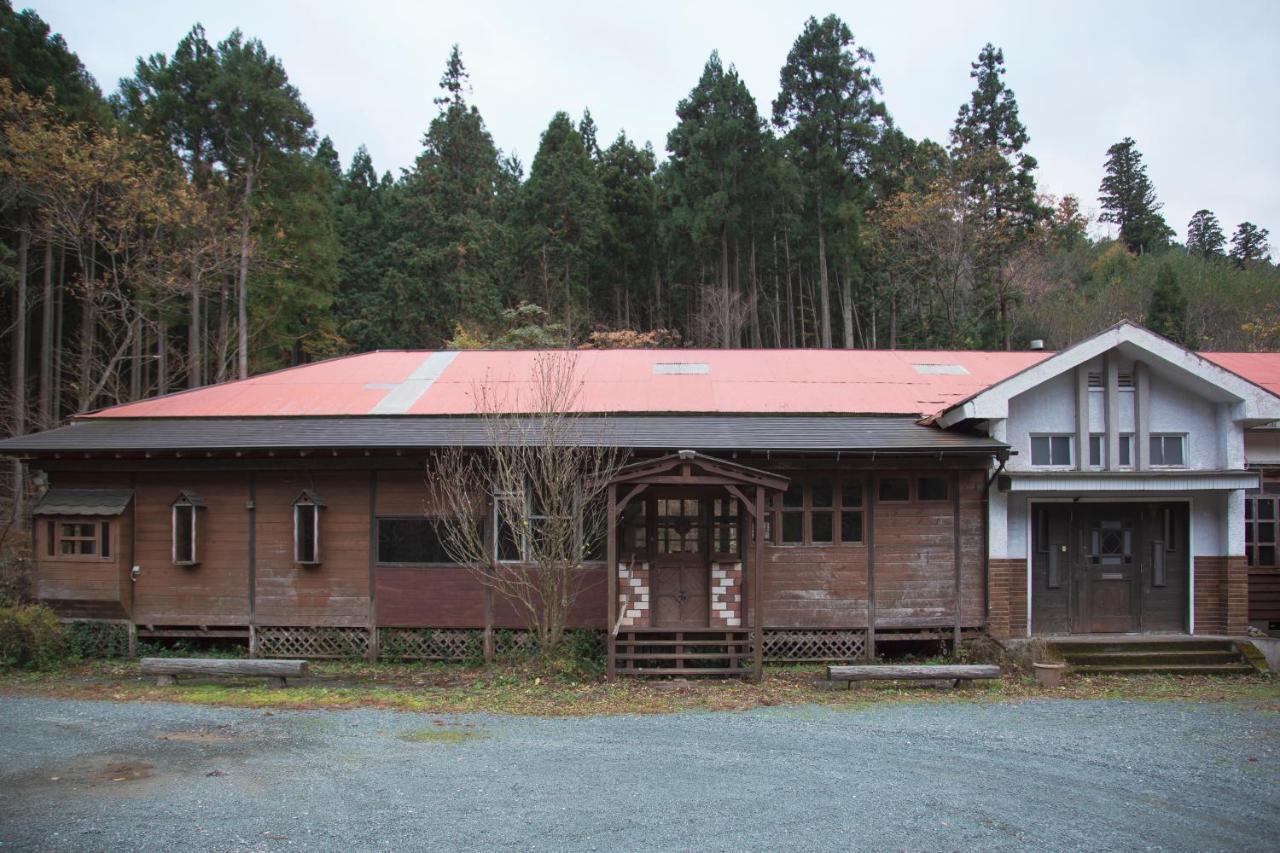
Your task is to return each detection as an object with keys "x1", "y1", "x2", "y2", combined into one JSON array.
[
  {"x1": 1030, "y1": 434, "x2": 1073, "y2": 468},
  {"x1": 1149, "y1": 433, "x2": 1188, "y2": 468}
]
